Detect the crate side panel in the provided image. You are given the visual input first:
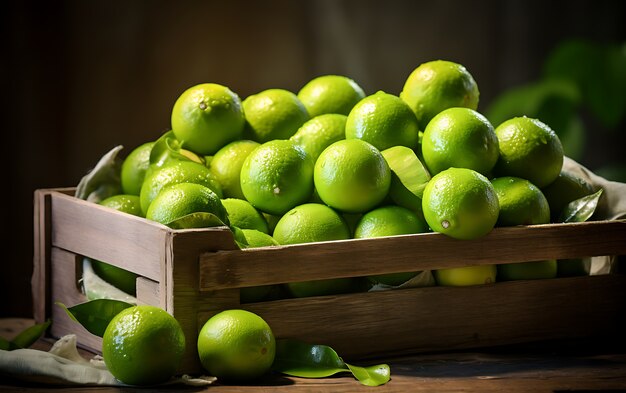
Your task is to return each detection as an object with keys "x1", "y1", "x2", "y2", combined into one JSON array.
[
  {"x1": 199, "y1": 220, "x2": 626, "y2": 290},
  {"x1": 49, "y1": 247, "x2": 102, "y2": 352},
  {"x1": 237, "y1": 275, "x2": 626, "y2": 360},
  {"x1": 49, "y1": 191, "x2": 166, "y2": 281},
  {"x1": 32, "y1": 189, "x2": 52, "y2": 324}
]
